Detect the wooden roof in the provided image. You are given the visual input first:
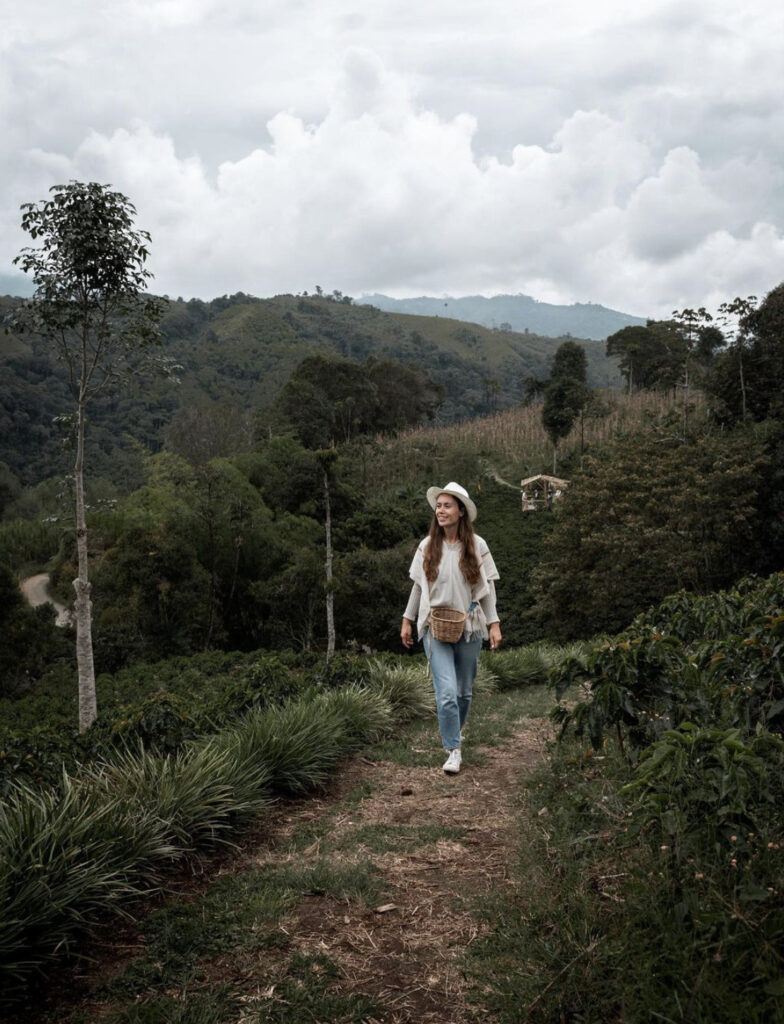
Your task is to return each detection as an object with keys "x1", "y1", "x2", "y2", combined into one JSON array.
[{"x1": 520, "y1": 474, "x2": 569, "y2": 488}]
